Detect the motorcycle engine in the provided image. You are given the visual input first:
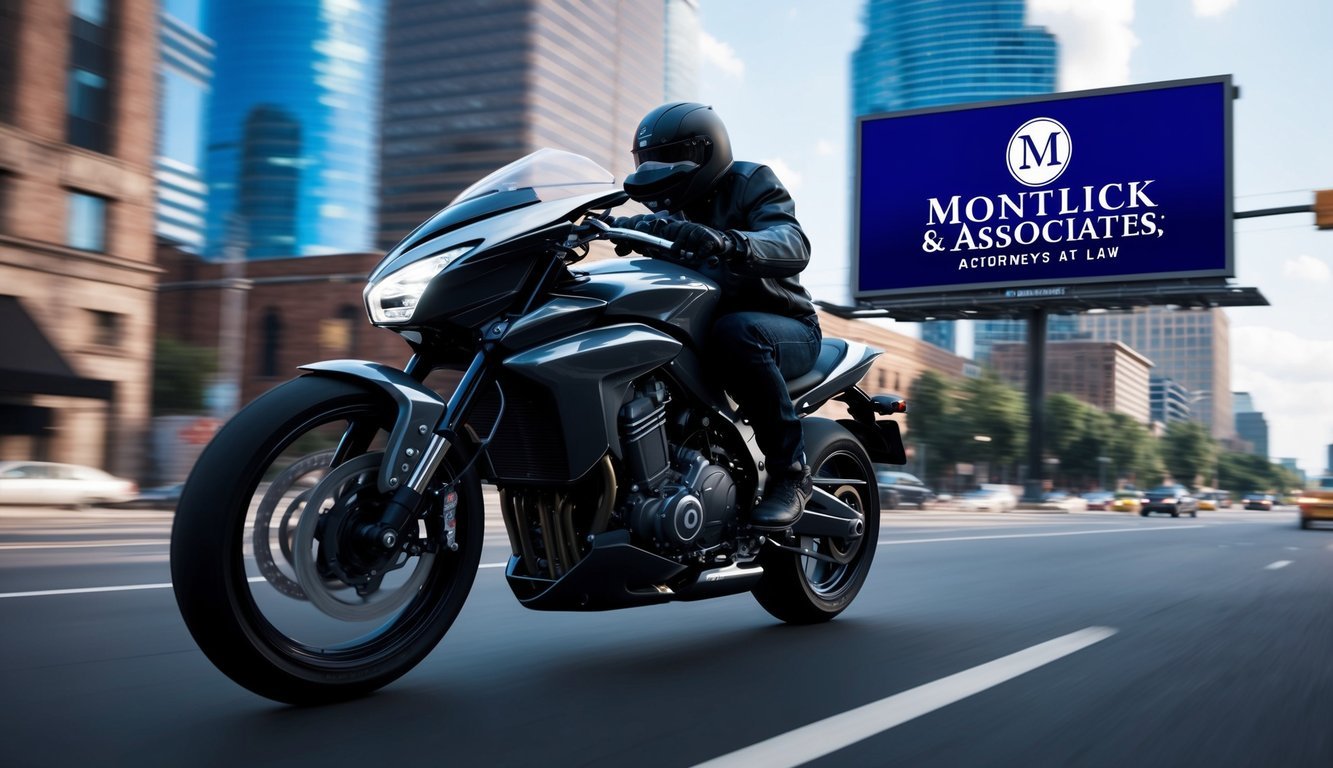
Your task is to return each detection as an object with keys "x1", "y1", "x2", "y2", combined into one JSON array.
[{"x1": 619, "y1": 382, "x2": 737, "y2": 553}]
